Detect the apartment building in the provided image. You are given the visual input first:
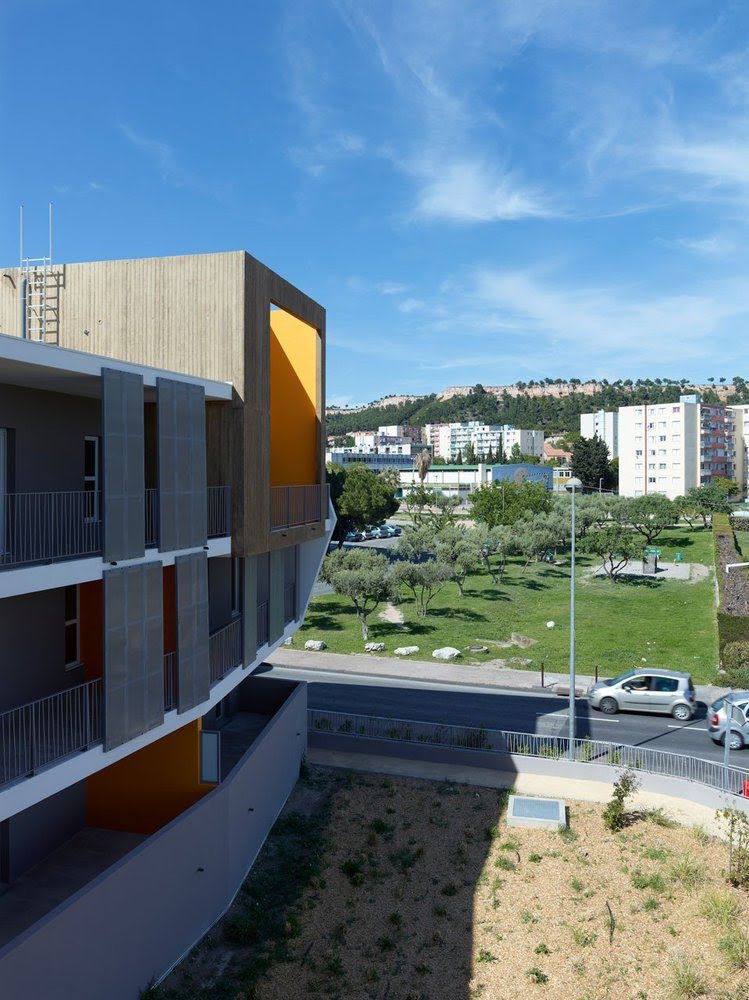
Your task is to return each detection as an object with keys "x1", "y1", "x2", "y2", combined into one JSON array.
[
  {"x1": 424, "y1": 421, "x2": 543, "y2": 461},
  {"x1": 0, "y1": 252, "x2": 333, "y2": 999},
  {"x1": 579, "y1": 409, "x2": 619, "y2": 458},
  {"x1": 618, "y1": 394, "x2": 743, "y2": 499},
  {"x1": 733, "y1": 405, "x2": 749, "y2": 493},
  {"x1": 399, "y1": 462, "x2": 553, "y2": 500}
]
